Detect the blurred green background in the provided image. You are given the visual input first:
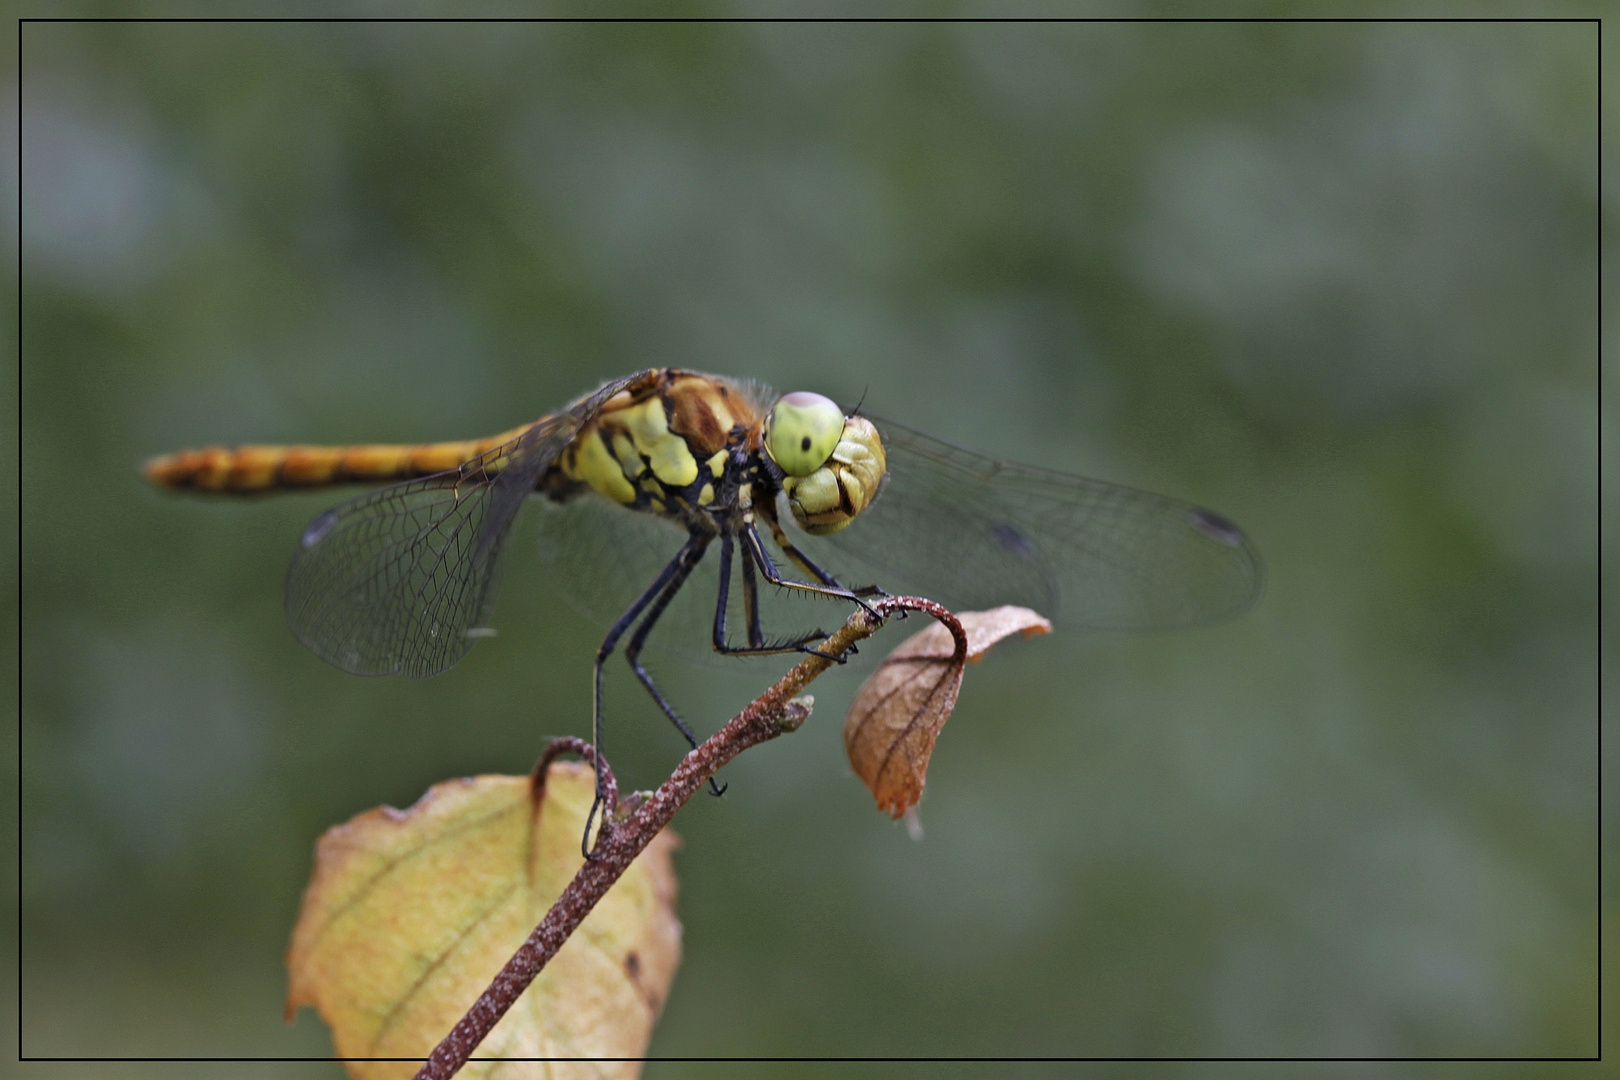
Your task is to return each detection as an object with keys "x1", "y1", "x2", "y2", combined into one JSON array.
[{"x1": 16, "y1": 17, "x2": 1604, "y2": 1075}]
